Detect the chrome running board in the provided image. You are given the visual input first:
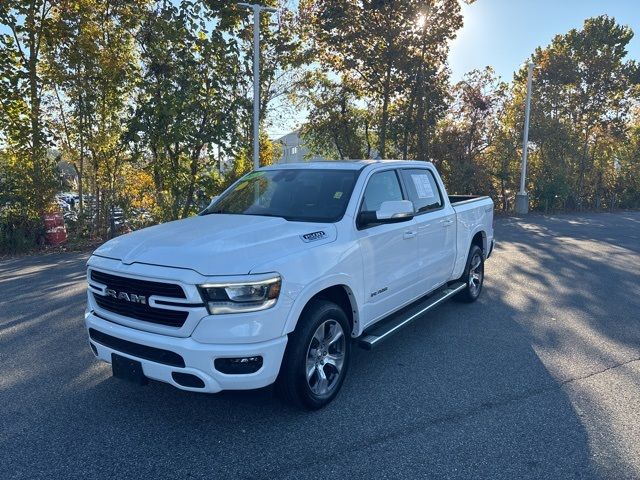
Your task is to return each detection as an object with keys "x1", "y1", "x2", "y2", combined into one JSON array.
[{"x1": 358, "y1": 282, "x2": 467, "y2": 350}]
